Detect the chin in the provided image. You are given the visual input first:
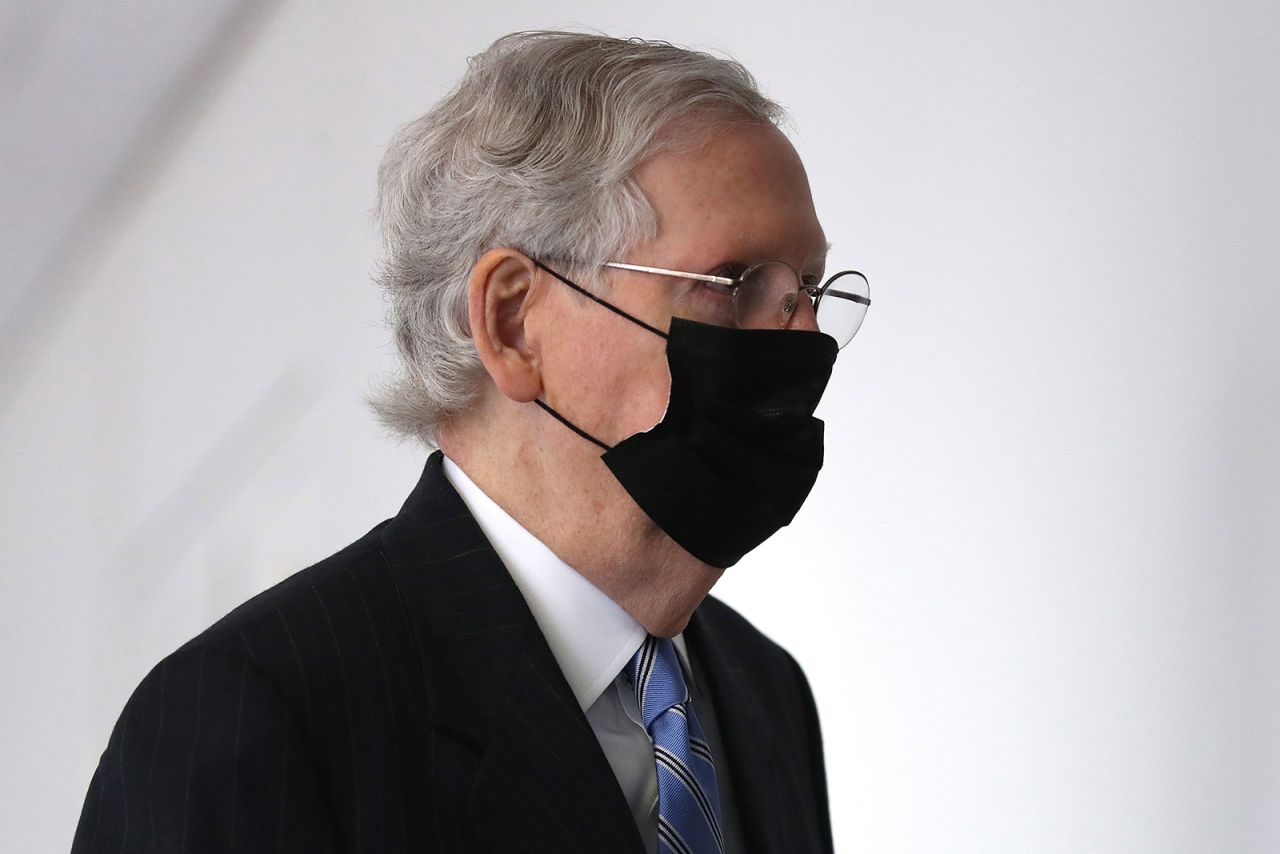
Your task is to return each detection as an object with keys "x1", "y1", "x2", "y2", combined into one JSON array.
[
  {"x1": 652, "y1": 569, "x2": 723, "y2": 638},
  {"x1": 648, "y1": 611, "x2": 693, "y2": 639}
]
